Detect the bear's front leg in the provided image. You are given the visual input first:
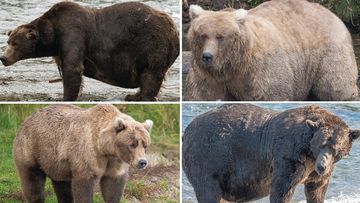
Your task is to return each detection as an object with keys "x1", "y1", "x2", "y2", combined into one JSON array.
[
  {"x1": 60, "y1": 33, "x2": 85, "y2": 101},
  {"x1": 72, "y1": 178, "x2": 95, "y2": 203},
  {"x1": 100, "y1": 174, "x2": 128, "y2": 203},
  {"x1": 270, "y1": 159, "x2": 306, "y2": 203},
  {"x1": 304, "y1": 178, "x2": 330, "y2": 203},
  {"x1": 61, "y1": 64, "x2": 84, "y2": 101}
]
